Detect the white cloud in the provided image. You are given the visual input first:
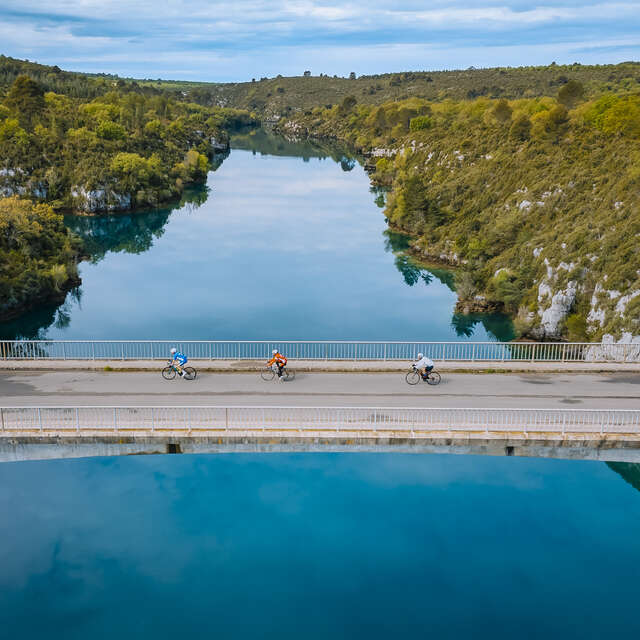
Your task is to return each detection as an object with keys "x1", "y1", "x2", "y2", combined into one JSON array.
[{"x1": 1, "y1": 1, "x2": 639, "y2": 79}]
